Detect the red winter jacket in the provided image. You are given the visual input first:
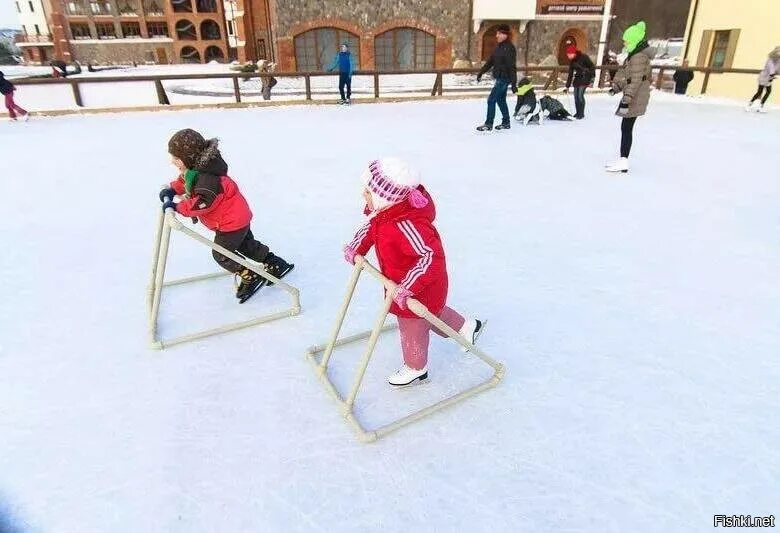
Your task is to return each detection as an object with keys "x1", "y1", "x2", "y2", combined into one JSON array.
[
  {"x1": 348, "y1": 186, "x2": 448, "y2": 318},
  {"x1": 169, "y1": 156, "x2": 252, "y2": 233}
]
